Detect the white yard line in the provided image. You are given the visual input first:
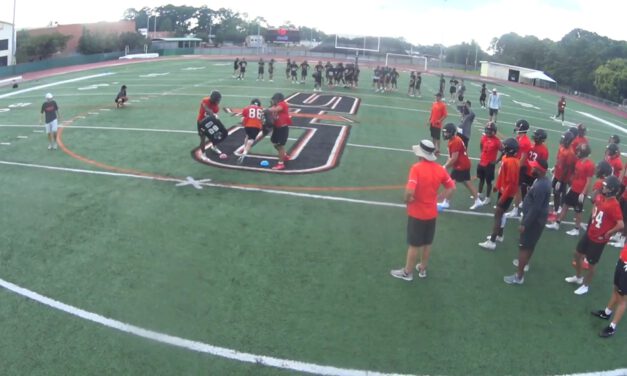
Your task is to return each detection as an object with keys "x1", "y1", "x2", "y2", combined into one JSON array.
[{"x1": 0, "y1": 73, "x2": 115, "y2": 99}]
